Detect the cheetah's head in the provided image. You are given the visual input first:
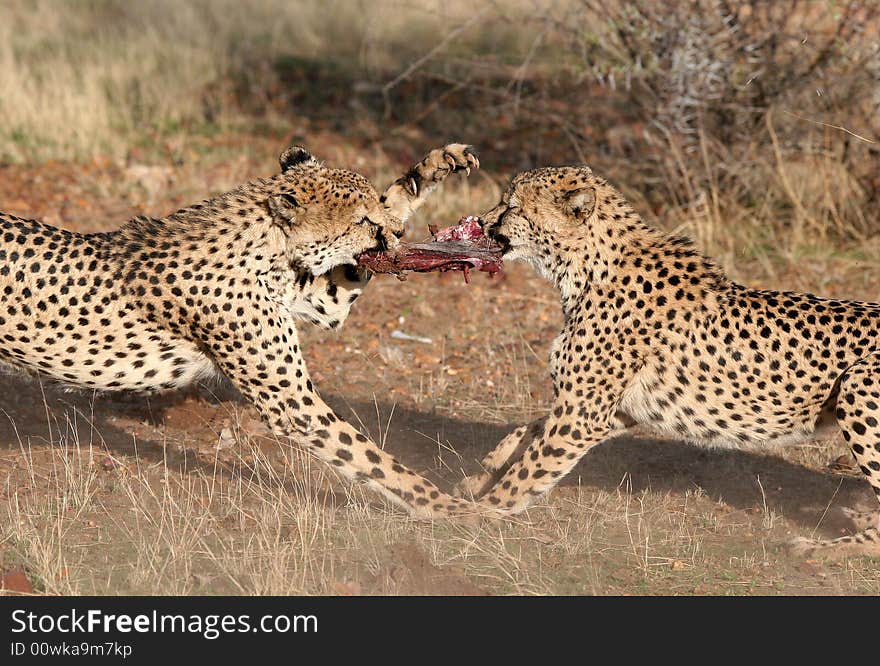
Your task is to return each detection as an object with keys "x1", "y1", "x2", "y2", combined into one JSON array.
[
  {"x1": 481, "y1": 165, "x2": 601, "y2": 280},
  {"x1": 266, "y1": 146, "x2": 404, "y2": 276}
]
